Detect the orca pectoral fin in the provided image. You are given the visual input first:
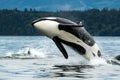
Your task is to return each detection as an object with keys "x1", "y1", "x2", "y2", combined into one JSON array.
[{"x1": 53, "y1": 37, "x2": 68, "y2": 59}]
